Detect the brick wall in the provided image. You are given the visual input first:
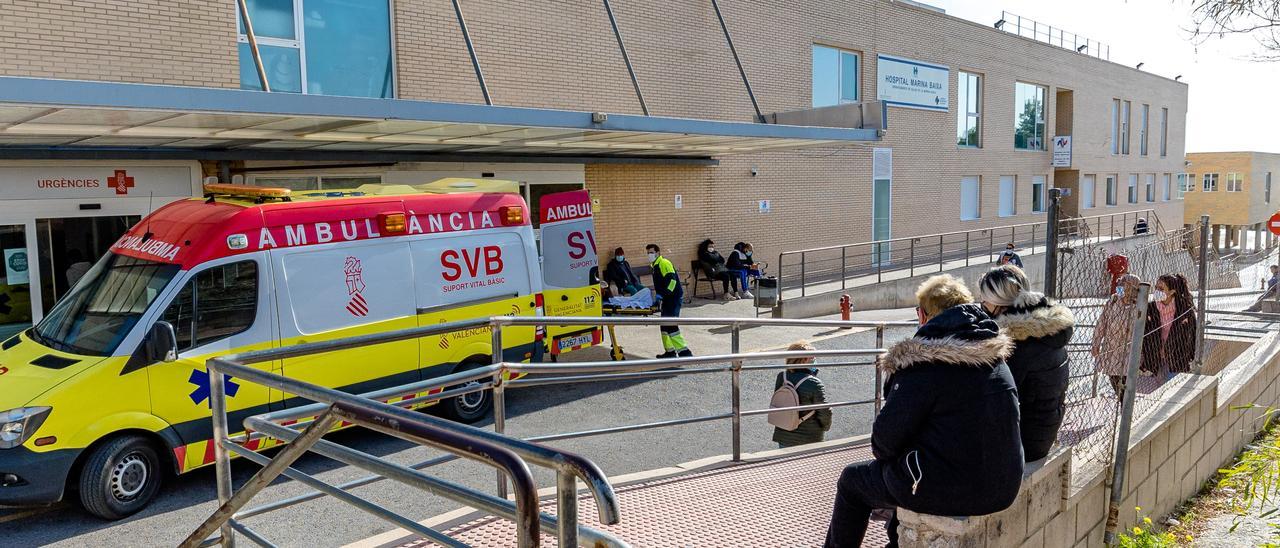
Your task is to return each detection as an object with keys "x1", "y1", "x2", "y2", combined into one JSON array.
[
  {"x1": 1184, "y1": 152, "x2": 1279, "y2": 227},
  {"x1": 0, "y1": 0, "x2": 238, "y2": 87}
]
